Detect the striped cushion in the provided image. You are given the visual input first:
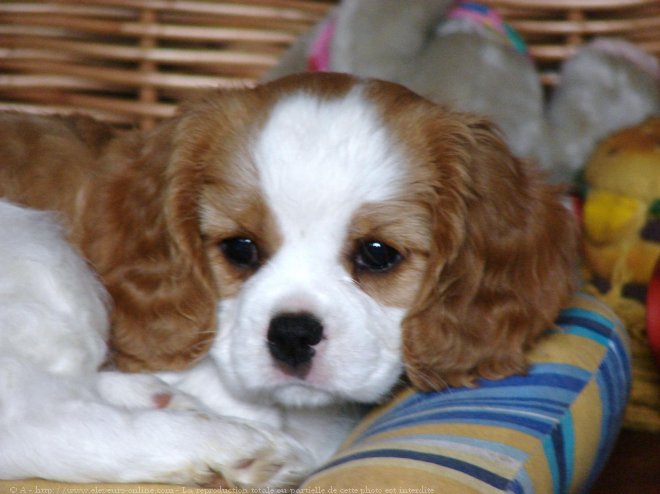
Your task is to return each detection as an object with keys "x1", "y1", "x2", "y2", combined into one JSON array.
[{"x1": 301, "y1": 294, "x2": 631, "y2": 493}]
